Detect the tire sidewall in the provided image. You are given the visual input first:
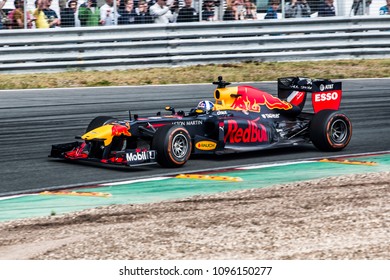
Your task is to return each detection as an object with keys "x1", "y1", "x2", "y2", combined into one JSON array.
[
  {"x1": 167, "y1": 126, "x2": 192, "y2": 165},
  {"x1": 310, "y1": 110, "x2": 352, "y2": 151},
  {"x1": 153, "y1": 125, "x2": 192, "y2": 167}
]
